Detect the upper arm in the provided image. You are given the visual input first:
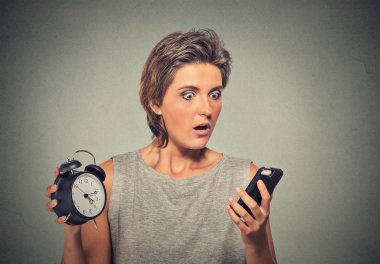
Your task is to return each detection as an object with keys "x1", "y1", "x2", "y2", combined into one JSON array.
[
  {"x1": 81, "y1": 159, "x2": 114, "y2": 264},
  {"x1": 249, "y1": 162, "x2": 277, "y2": 263}
]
